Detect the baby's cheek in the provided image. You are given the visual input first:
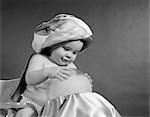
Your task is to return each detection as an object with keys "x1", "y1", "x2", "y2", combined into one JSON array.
[{"x1": 72, "y1": 55, "x2": 77, "y2": 61}]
